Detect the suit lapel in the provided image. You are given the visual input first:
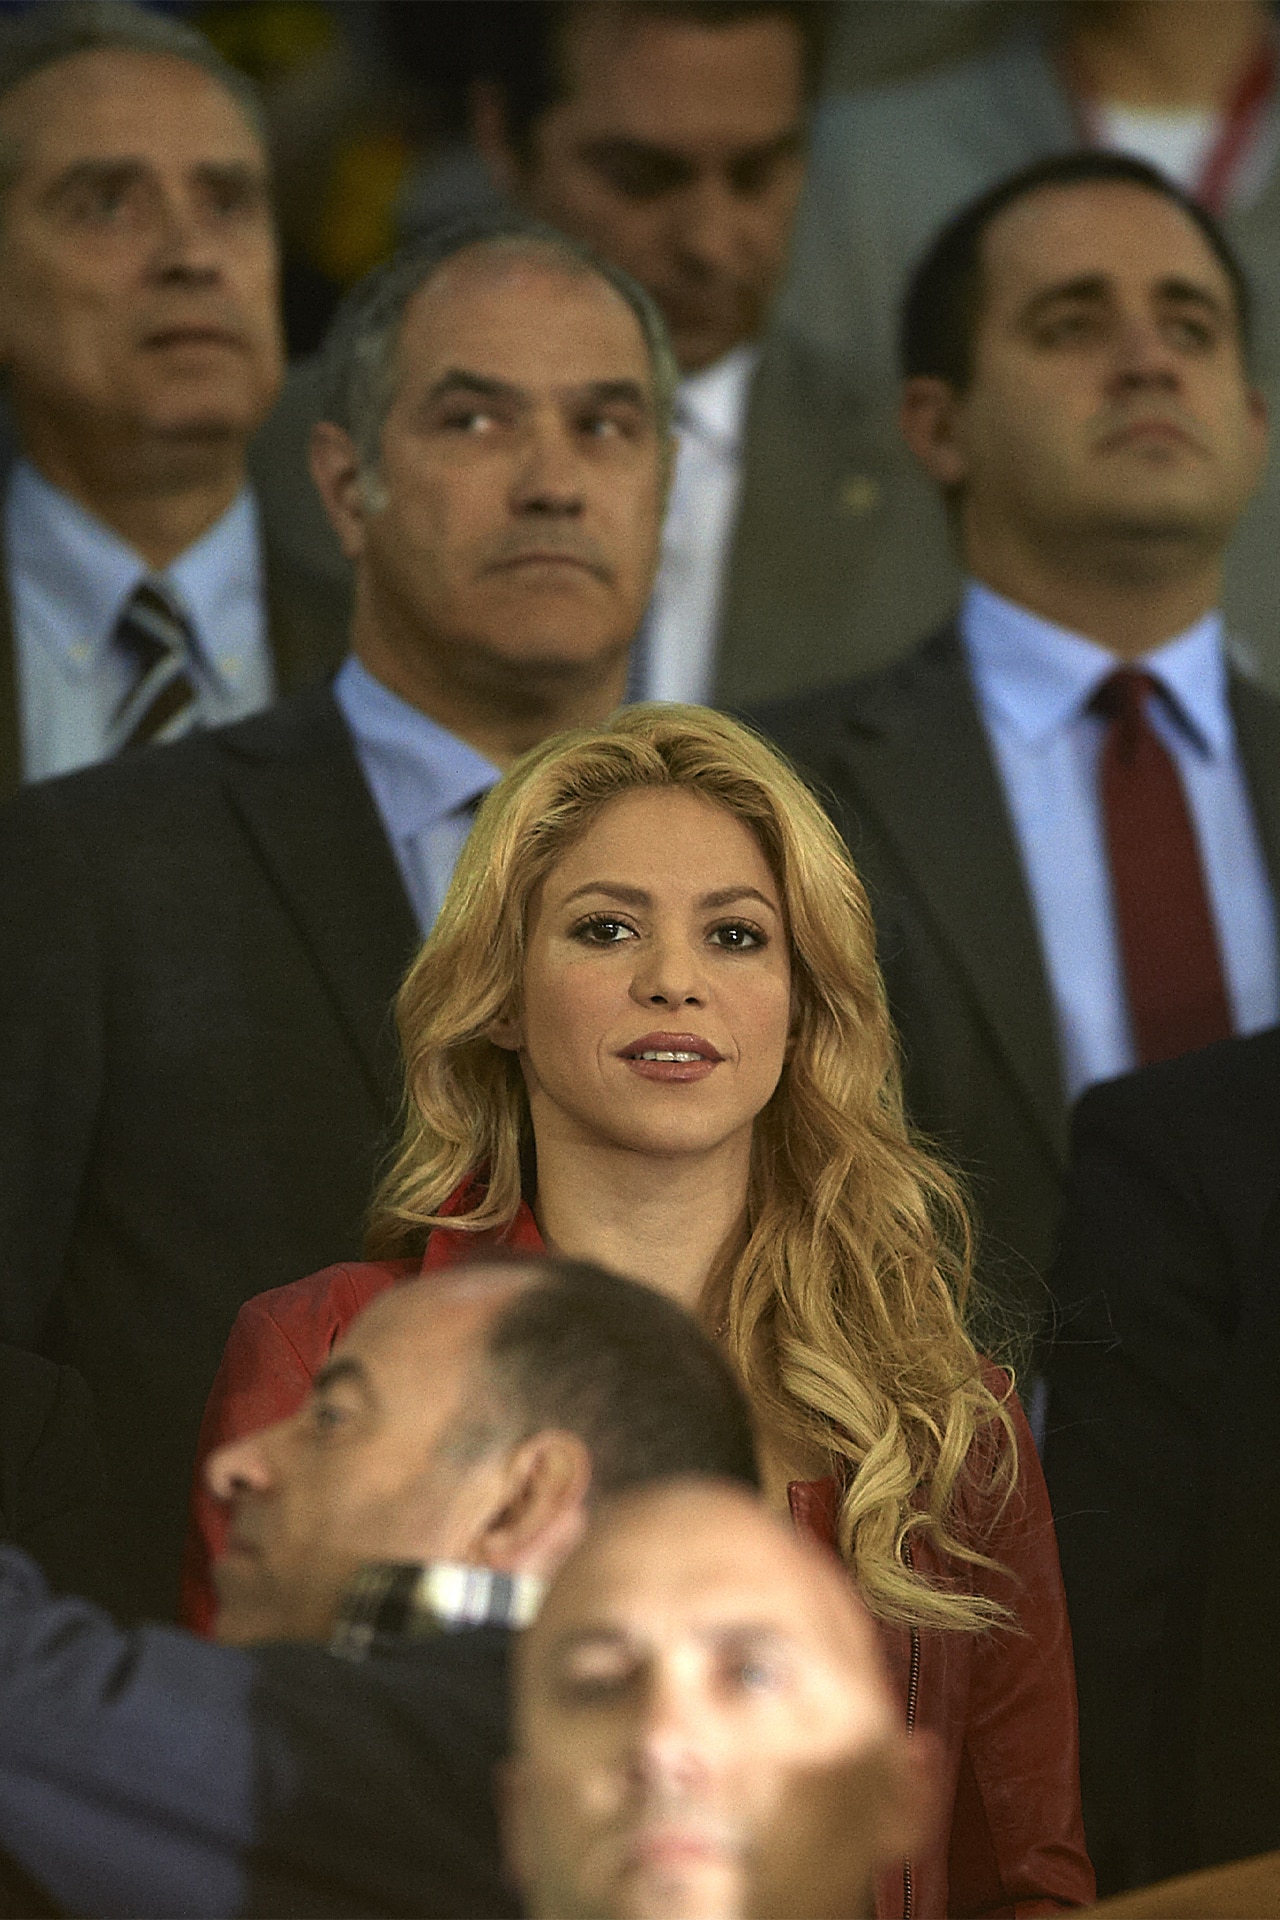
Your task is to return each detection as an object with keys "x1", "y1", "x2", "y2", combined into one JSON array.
[
  {"x1": 834, "y1": 627, "x2": 1067, "y2": 1163},
  {"x1": 1230, "y1": 670, "x2": 1280, "y2": 895},
  {"x1": 217, "y1": 688, "x2": 420, "y2": 1104}
]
